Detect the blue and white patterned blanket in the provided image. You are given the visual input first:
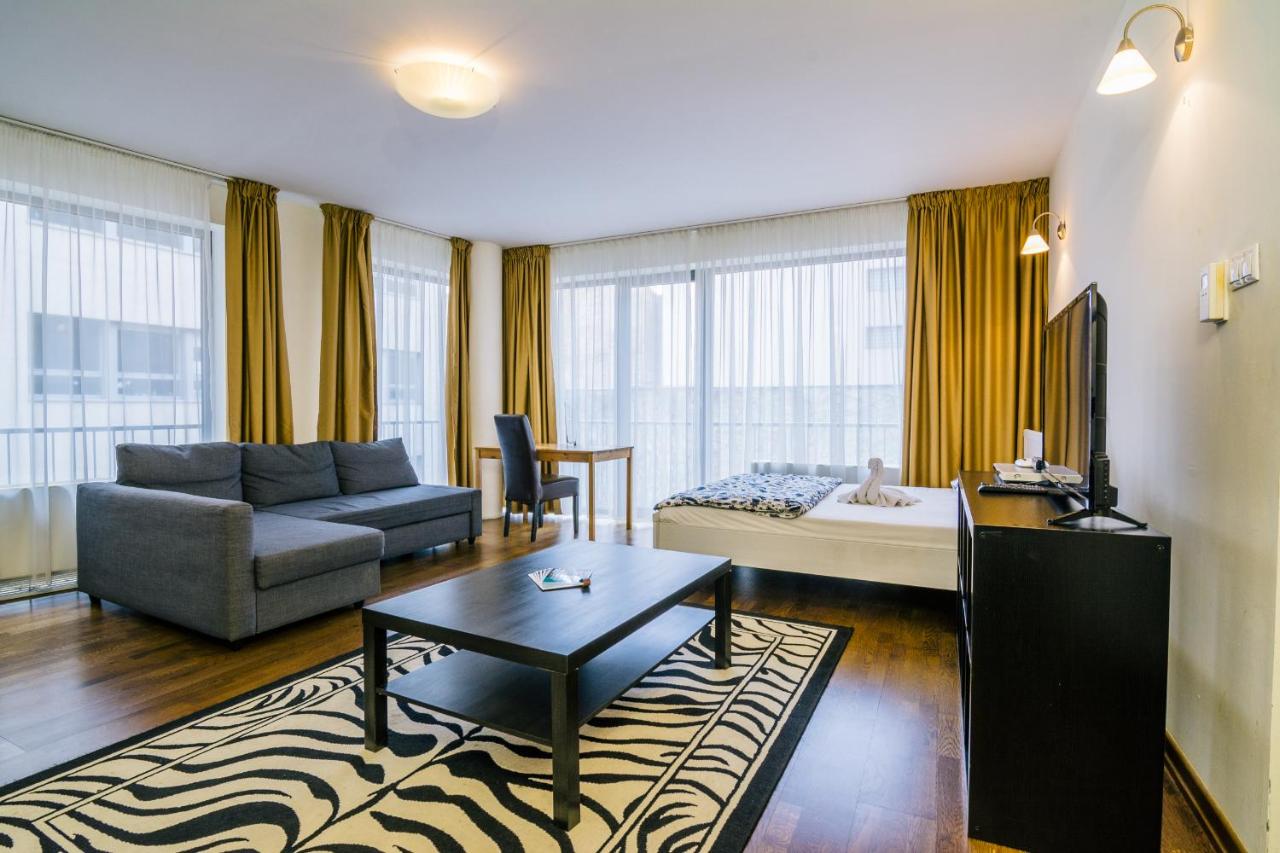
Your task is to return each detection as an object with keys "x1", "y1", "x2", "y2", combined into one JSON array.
[{"x1": 655, "y1": 473, "x2": 842, "y2": 519}]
